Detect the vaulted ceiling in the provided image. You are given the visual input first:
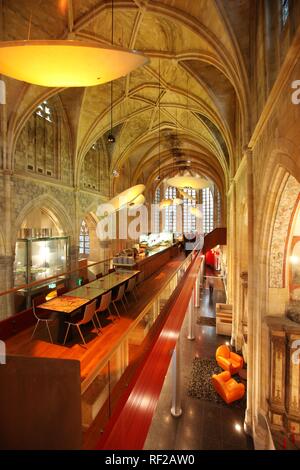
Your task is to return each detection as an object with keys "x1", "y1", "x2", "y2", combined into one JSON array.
[{"x1": 2, "y1": 0, "x2": 251, "y2": 198}]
